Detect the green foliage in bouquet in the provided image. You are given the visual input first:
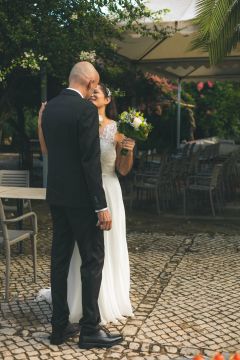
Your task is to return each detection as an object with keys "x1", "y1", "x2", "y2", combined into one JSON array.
[{"x1": 117, "y1": 108, "x2": 153, "y2": 155}]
